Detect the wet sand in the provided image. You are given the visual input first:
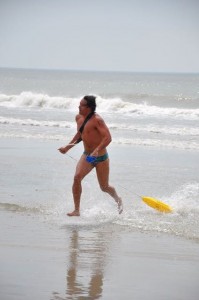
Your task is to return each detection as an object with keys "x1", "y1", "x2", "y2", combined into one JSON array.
[{"x1": 0, "y1": 210, "x2": 199, "y2": 300}]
